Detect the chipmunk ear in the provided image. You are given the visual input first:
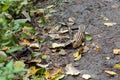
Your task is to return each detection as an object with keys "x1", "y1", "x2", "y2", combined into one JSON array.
[{"x1": 78, "y1": 24, "x2": 86, "y2": 32}]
